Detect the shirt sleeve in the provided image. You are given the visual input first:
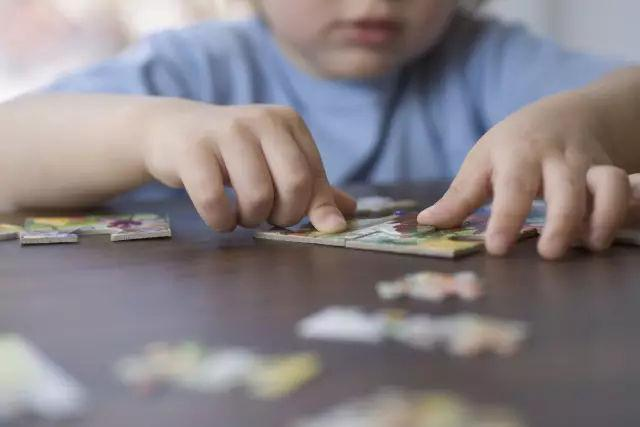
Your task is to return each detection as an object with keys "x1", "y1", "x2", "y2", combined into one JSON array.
[
  {"x1": 42, "y1": 20, "x2": 258, "y2": 104},
  {"x1": 461, "y1": 16, "x2": 630, "y2": 129}
]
